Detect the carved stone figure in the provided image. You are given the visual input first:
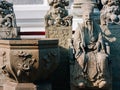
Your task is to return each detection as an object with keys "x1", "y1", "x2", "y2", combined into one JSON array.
[
  {"x1": 0, "y1": 0, "x2": 18, "y2": 39},
  {"x1": 45, "y1": 0, "x2": 73, "y2": 27},
  {"x1": 71, "y1": 4, "x2": 111, "y2": 88},
  {"x1": 100, "y1": 0, "x2": 120, "y2": 25}
]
